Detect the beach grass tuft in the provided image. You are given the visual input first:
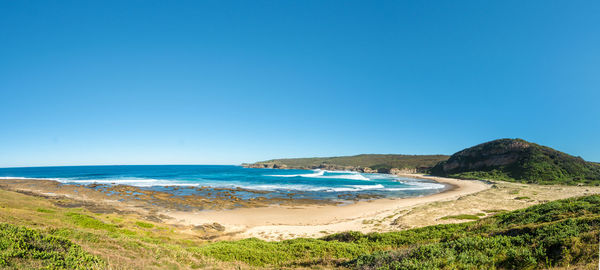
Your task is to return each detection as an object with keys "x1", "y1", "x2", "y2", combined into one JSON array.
[
  {"x1": 135, "y1": 221, "x2": 154, "y2": 229},
  {"x1": 65, "y1": 212, "x2": 117, "y2": 232},
  {"x1": 440, "y1": 214, "x2": 481, "y2": 220},
  {"x1": 36, "y1": 208, "x2": 55, "y2": 213}
]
